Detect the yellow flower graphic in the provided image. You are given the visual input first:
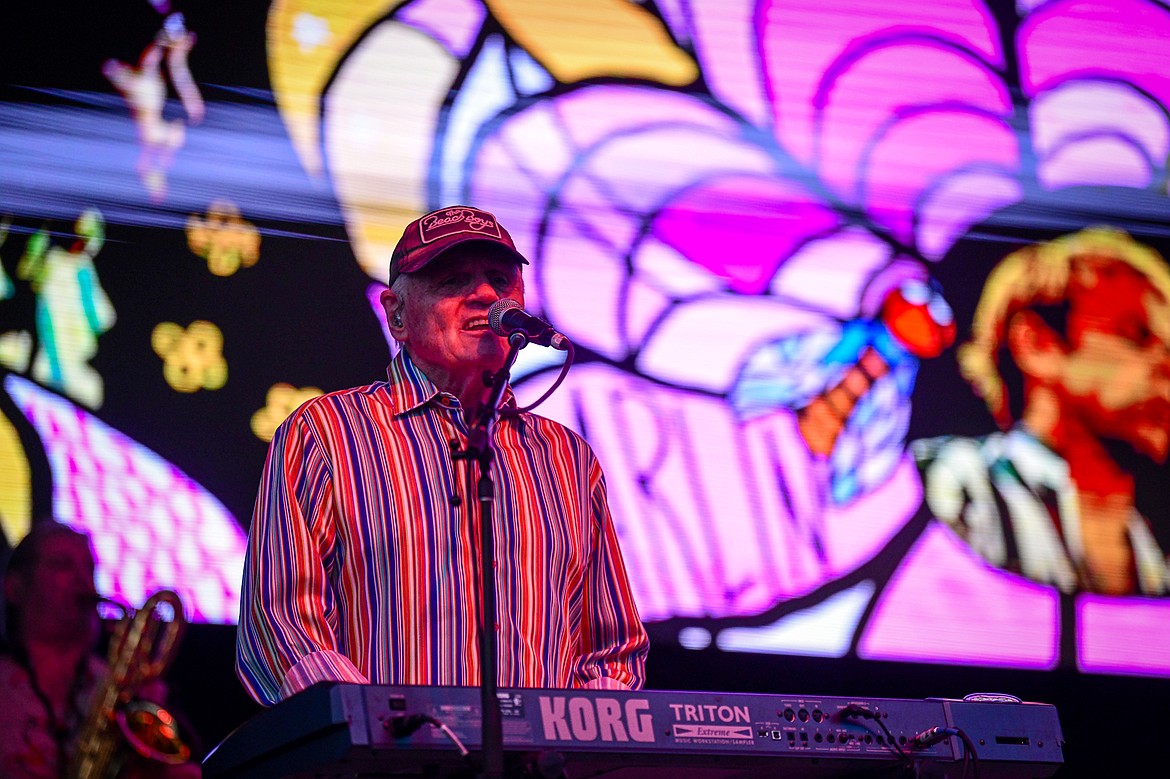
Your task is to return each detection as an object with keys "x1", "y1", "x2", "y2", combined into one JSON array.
[
  {"x1": 250, "y1": 383, "x2": 323, "y2": 442},
  {"x1": 186, "y1": 200, "x2": 261, "y2": 277},
  {"x1": 151, "y1": 320, "x2": 228, "y2": 392}
]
